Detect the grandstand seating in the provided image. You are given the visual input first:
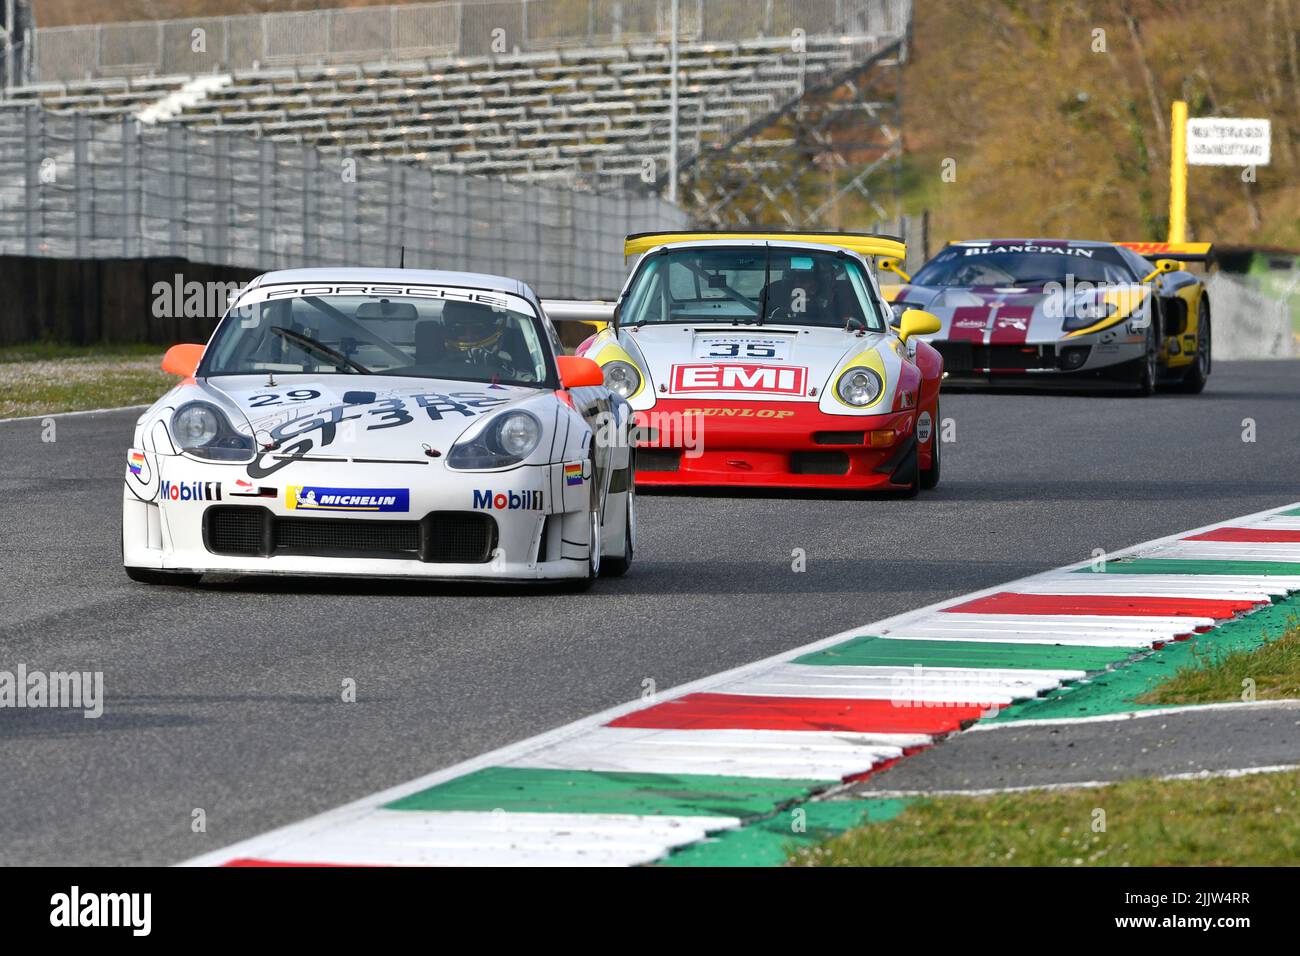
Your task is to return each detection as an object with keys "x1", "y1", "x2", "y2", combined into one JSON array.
[{"x1": 0, "y1": 37, "x2": 873, "y2": 191}]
